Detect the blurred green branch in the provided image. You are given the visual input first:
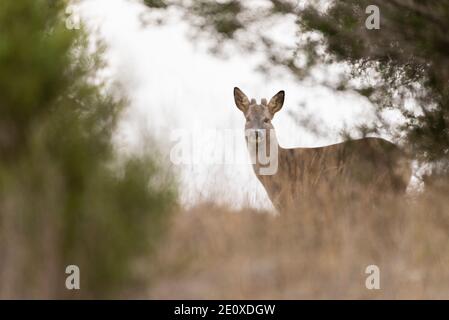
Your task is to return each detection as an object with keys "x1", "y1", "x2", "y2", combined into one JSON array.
[{"x1": 0, "y1": 0, "x2": 177, "y2": 298}]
